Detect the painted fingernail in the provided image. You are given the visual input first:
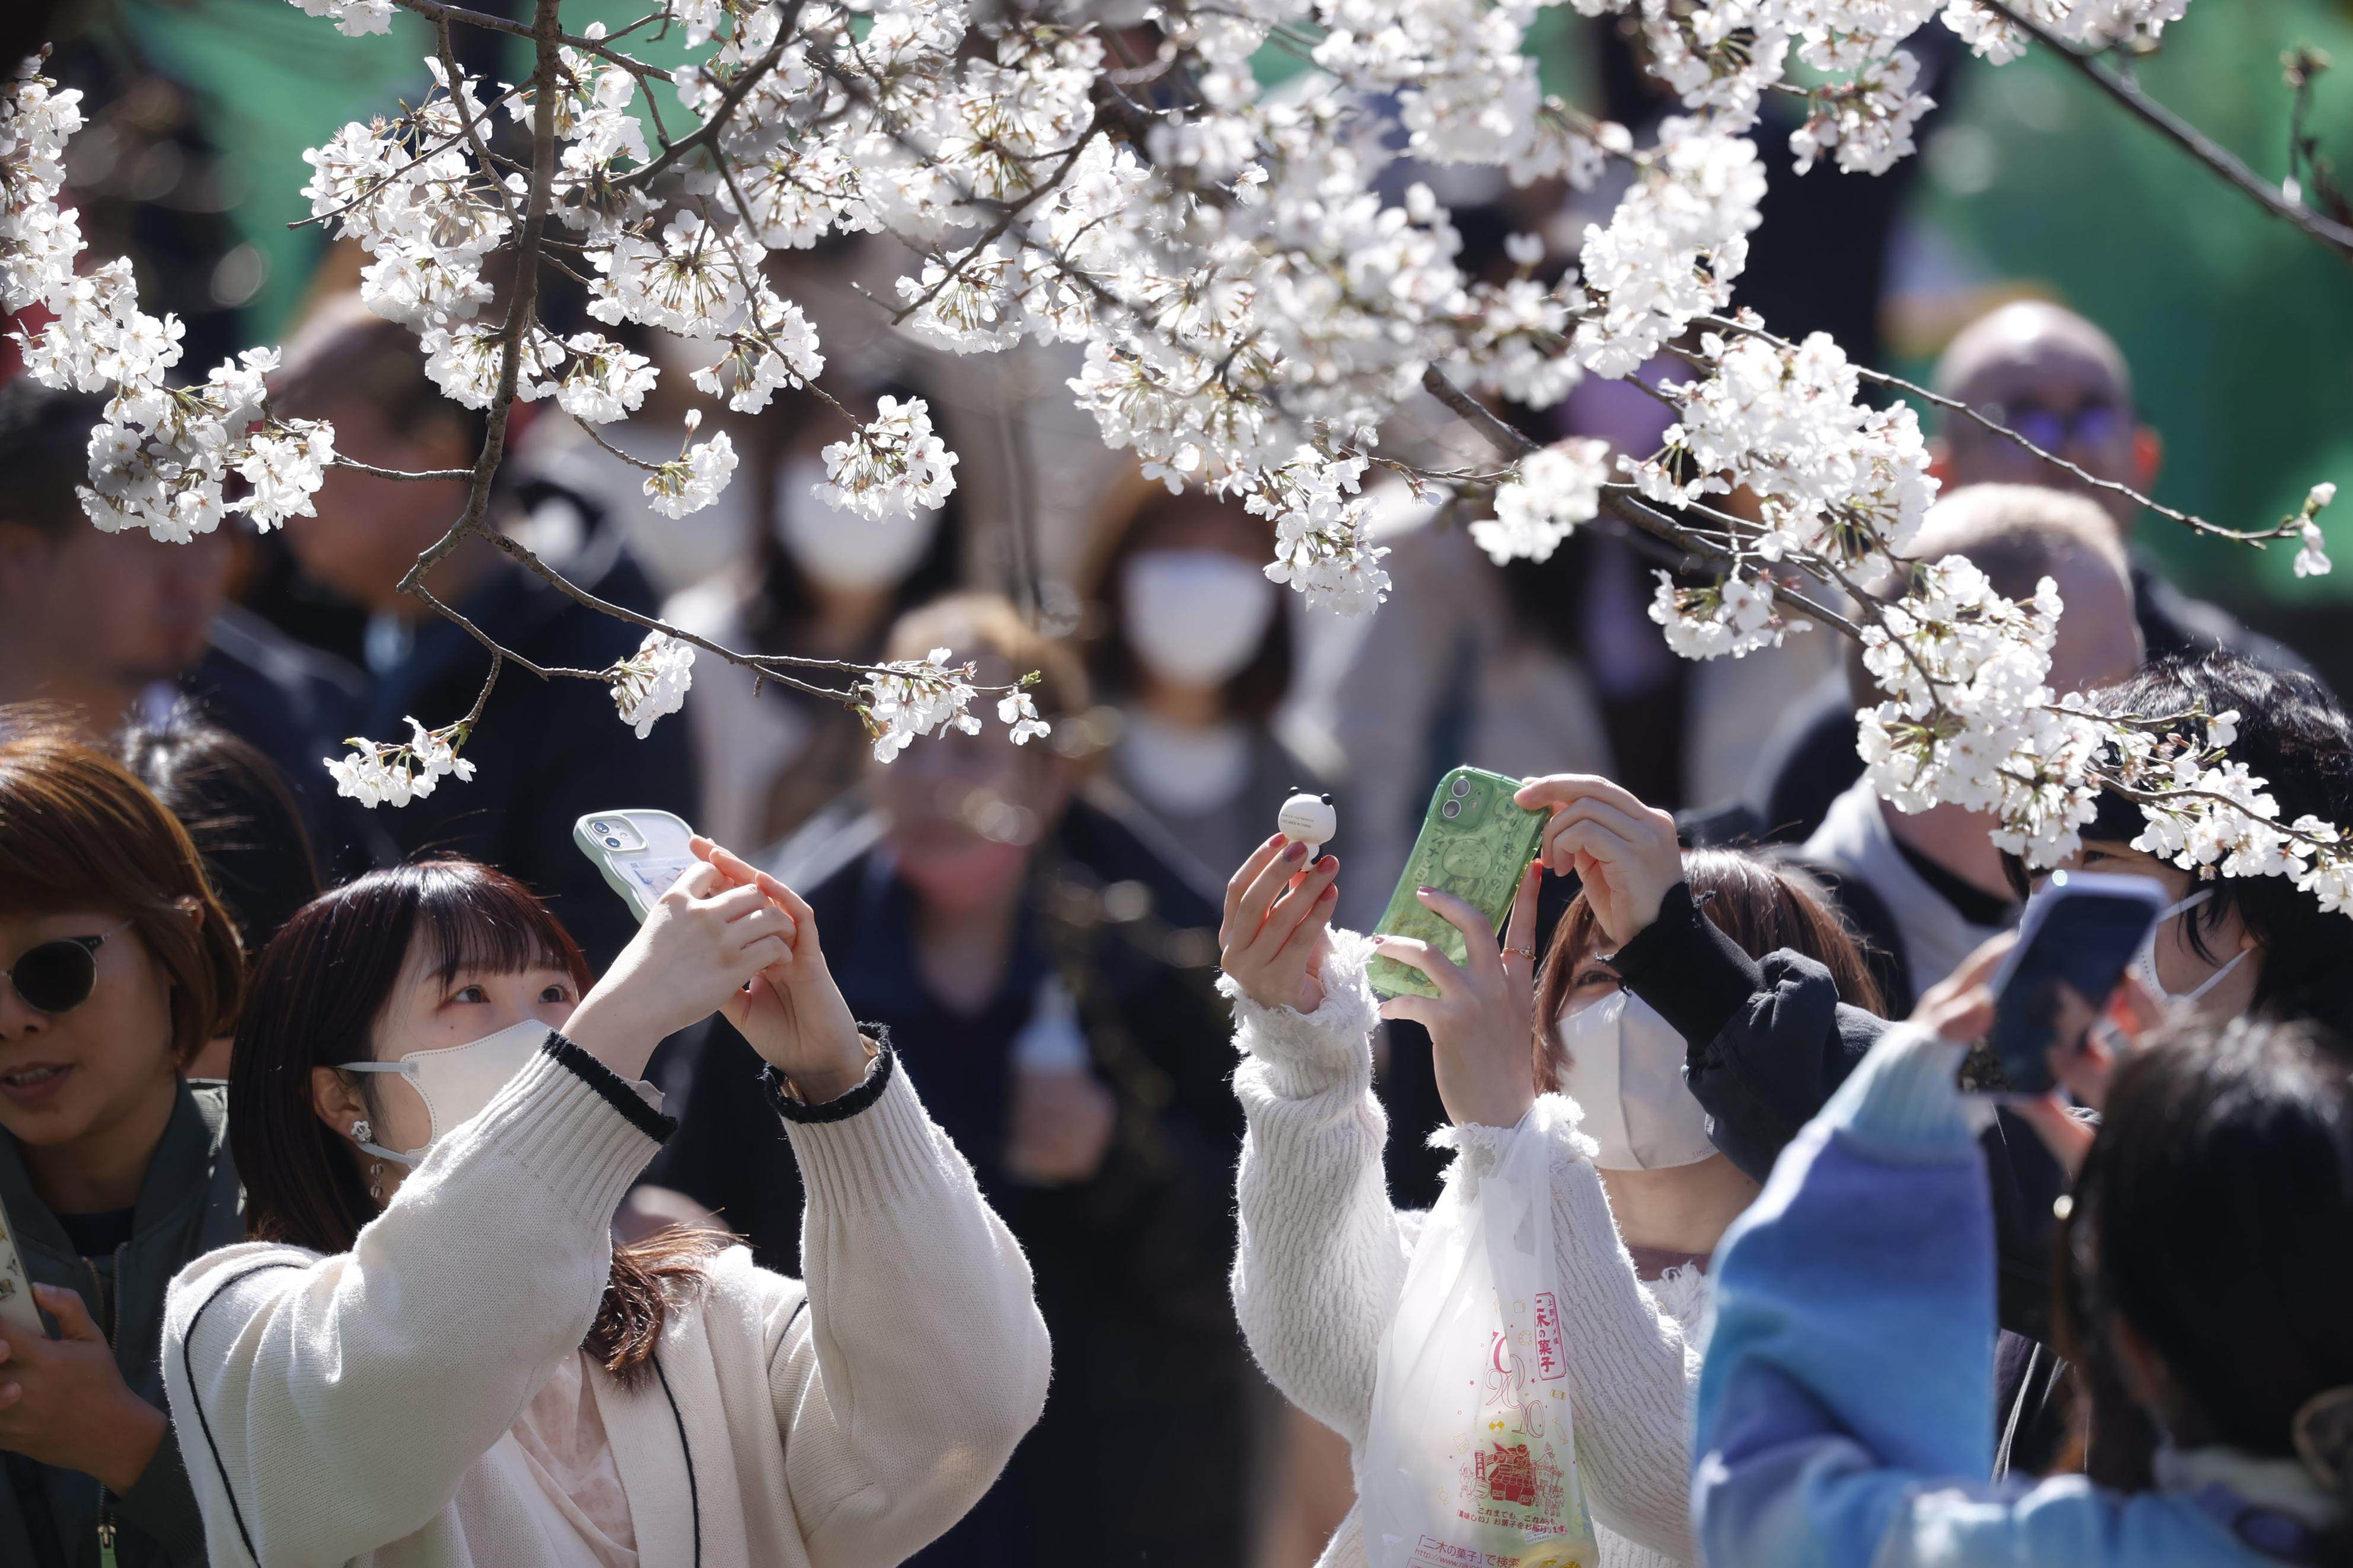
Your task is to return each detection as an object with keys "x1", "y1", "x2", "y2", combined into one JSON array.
[
  {"x1": 1285, "y1": 841, "x2": 1308, "y2": 860},
  {"x1": 1318, "y1": 855, "x2": 1338, "y2": 870},
  {"x1": 1417, "y1": 884, "x2": 1436, "y2": 895}
]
